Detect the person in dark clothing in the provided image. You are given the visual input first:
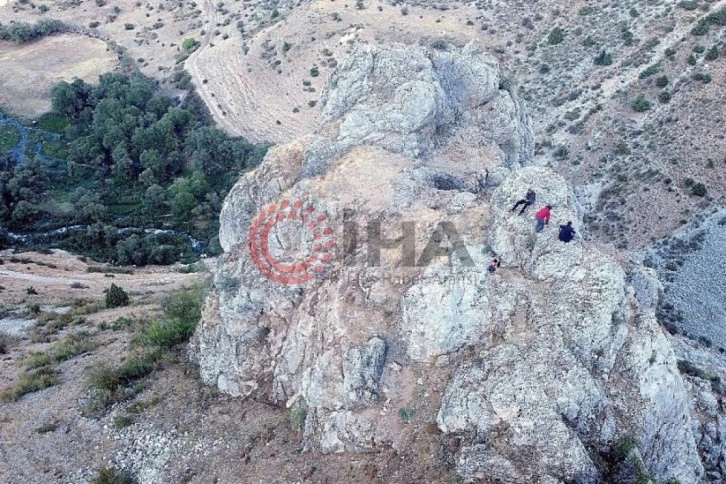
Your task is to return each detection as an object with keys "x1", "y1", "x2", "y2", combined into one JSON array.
[
  {"x1": 511, "y1": 189, "x2": 536, "y2": 215},
  {"x1": 559, "y1": 221, "x2": 576, "y2": 243},
  {"x1": 487, "y1": 258, "x2": 501, "y2": 273}
]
